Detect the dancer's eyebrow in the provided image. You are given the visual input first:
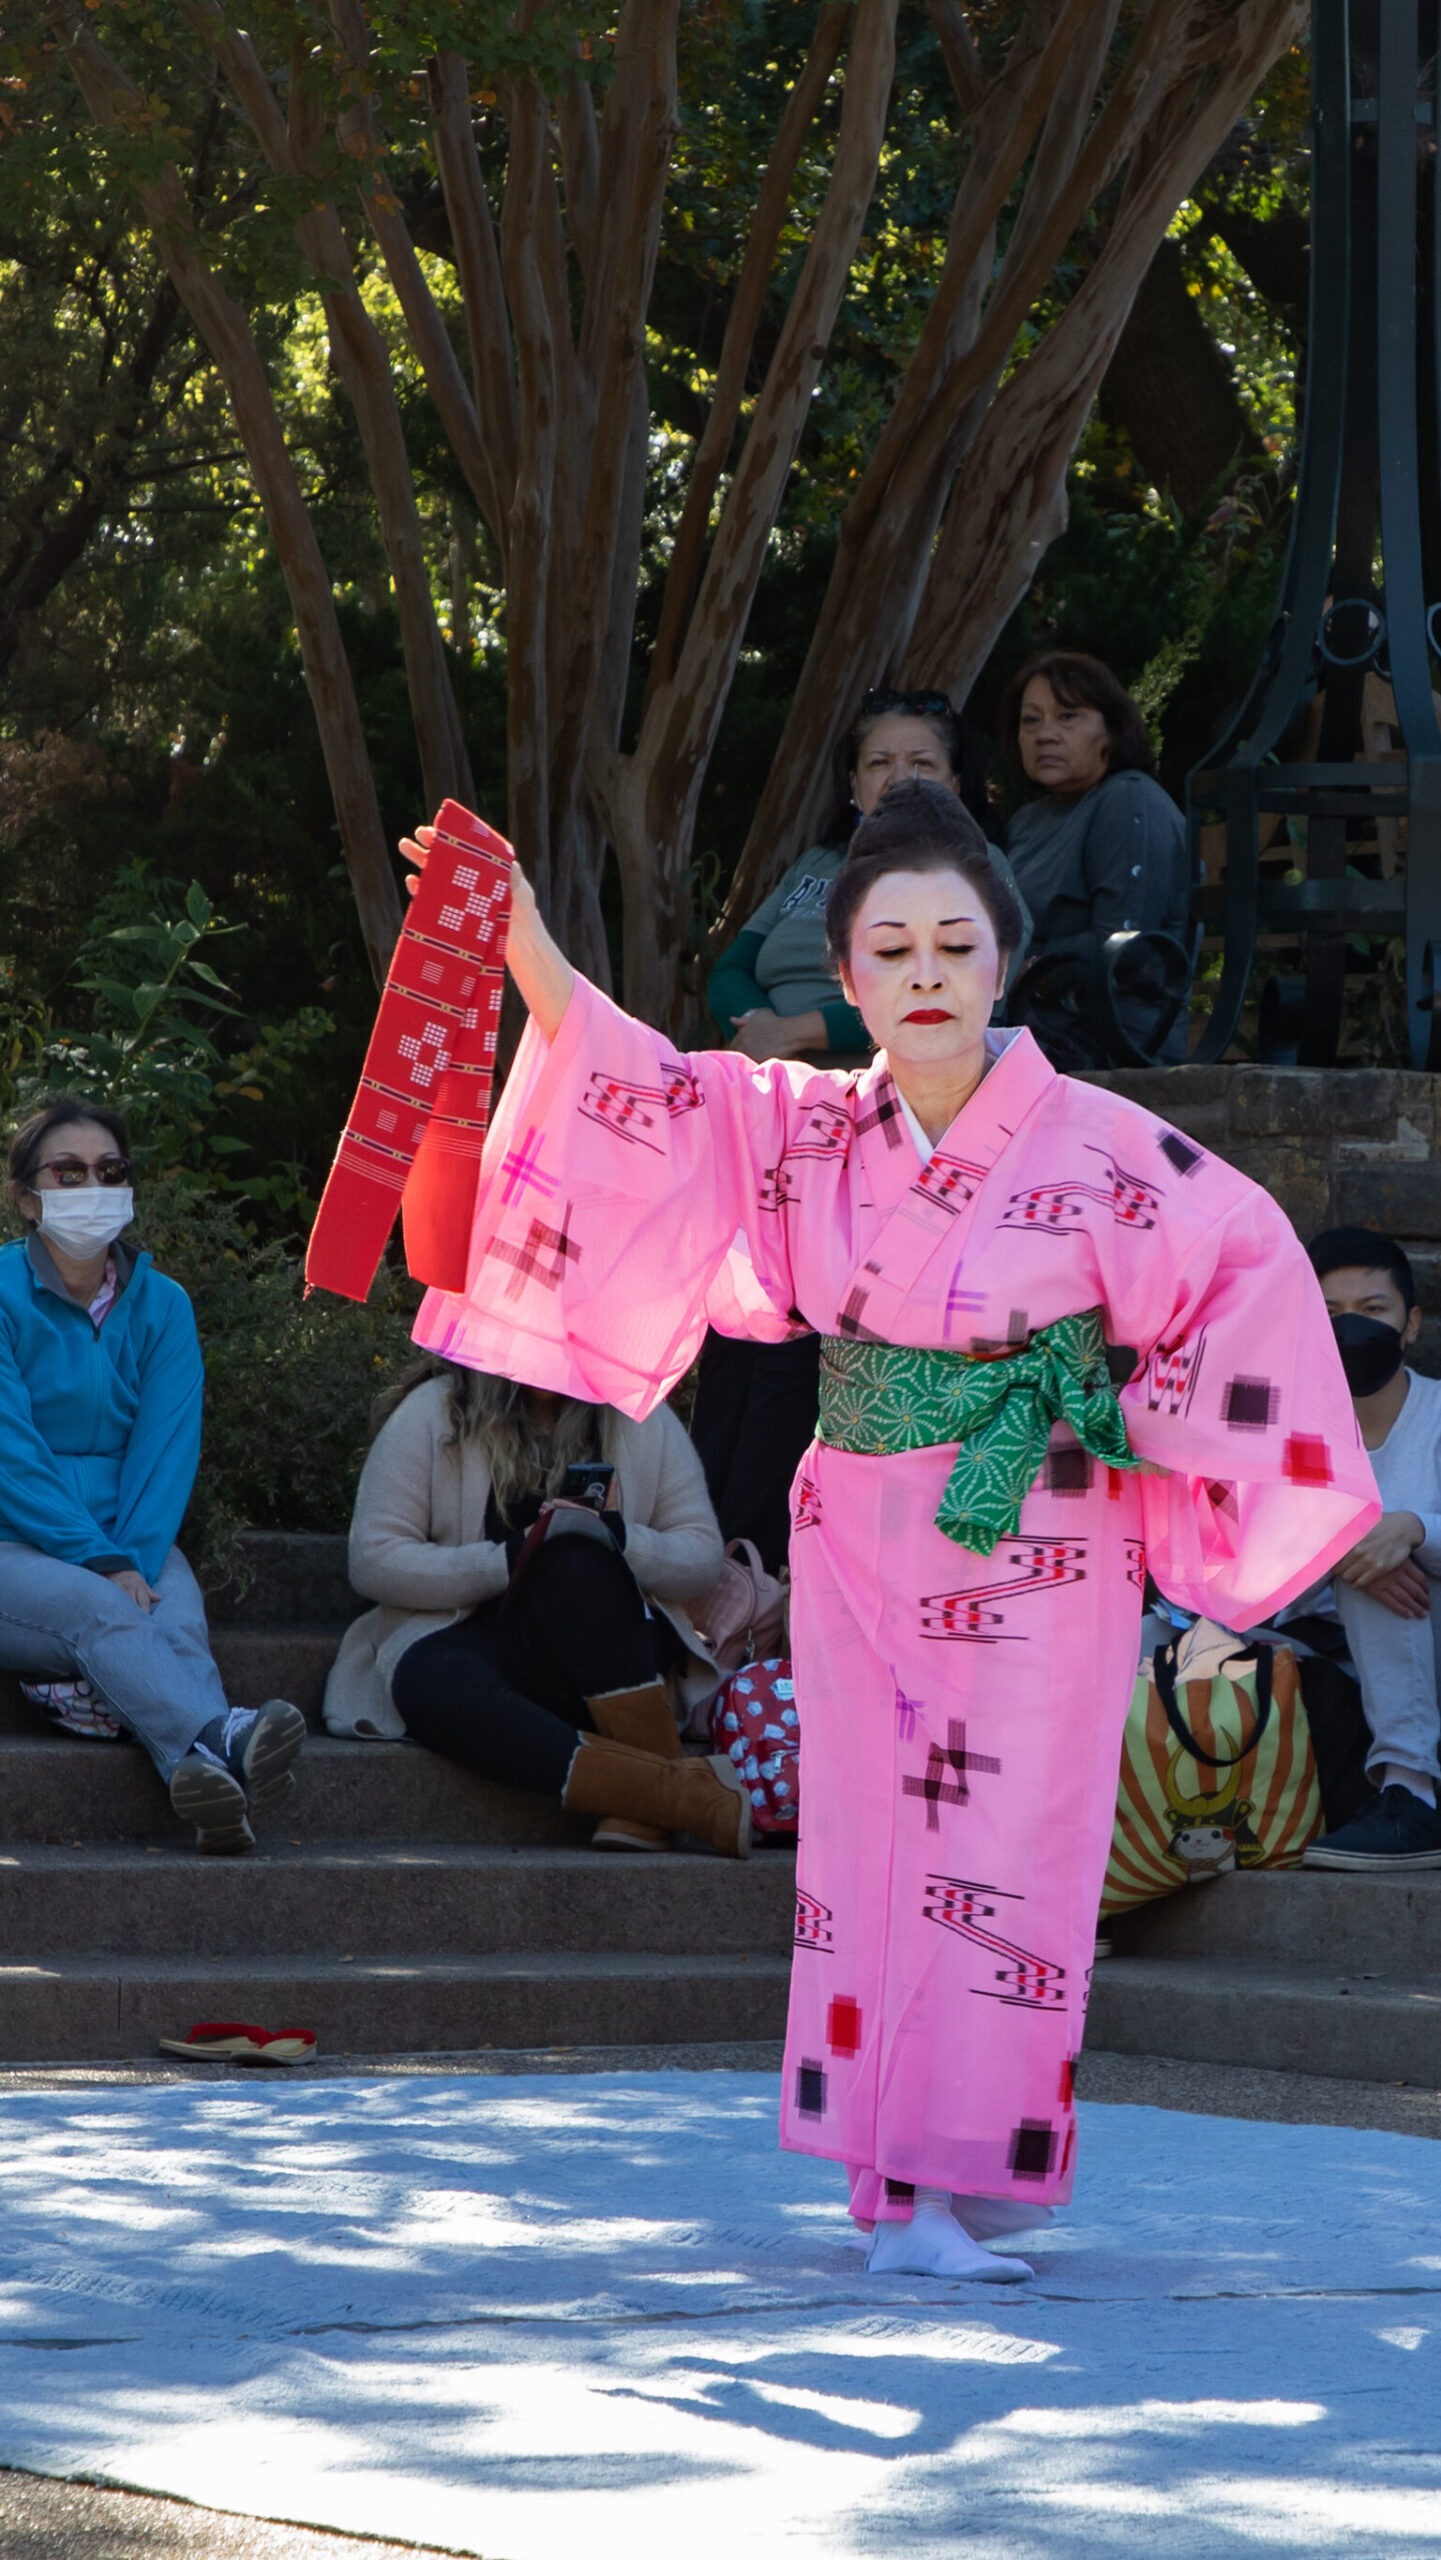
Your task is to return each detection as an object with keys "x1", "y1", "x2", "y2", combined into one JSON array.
[{"x1": 865, "y1": 912, "x2": 981, "y2": 929}]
